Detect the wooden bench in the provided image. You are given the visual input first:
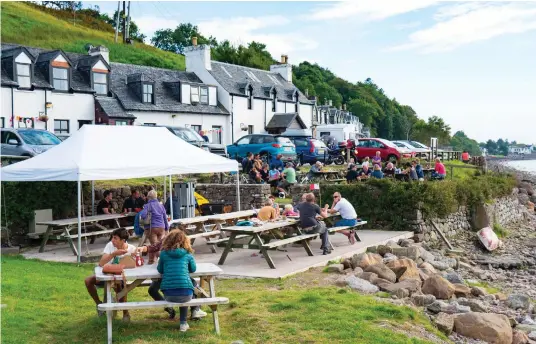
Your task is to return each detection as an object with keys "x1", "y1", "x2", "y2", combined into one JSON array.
[
  {"x1": 188, "y1": 230, "x2": 221, "y2": 240},
  {"x1": 261, "y1": 233, "x2": 317, "y2": 256},
  {"x1": 64, "y1": 229, "x2": 115, "y2": 239},
  {"x1": 98, "y1": 297, "x2": 229, "y2": 343},
  {"x1": 207, "y1": 234, "x2": 249, "y2": 246}
]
